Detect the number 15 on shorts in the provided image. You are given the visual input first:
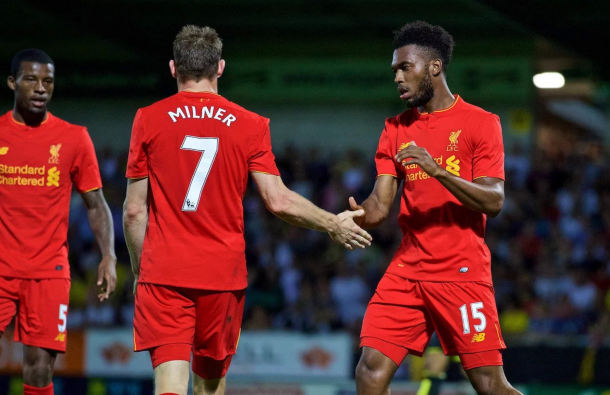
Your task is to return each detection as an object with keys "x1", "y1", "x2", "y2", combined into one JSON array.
[{"x1": 459, "y1": 302, "x2": 486, "y2": 334}]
